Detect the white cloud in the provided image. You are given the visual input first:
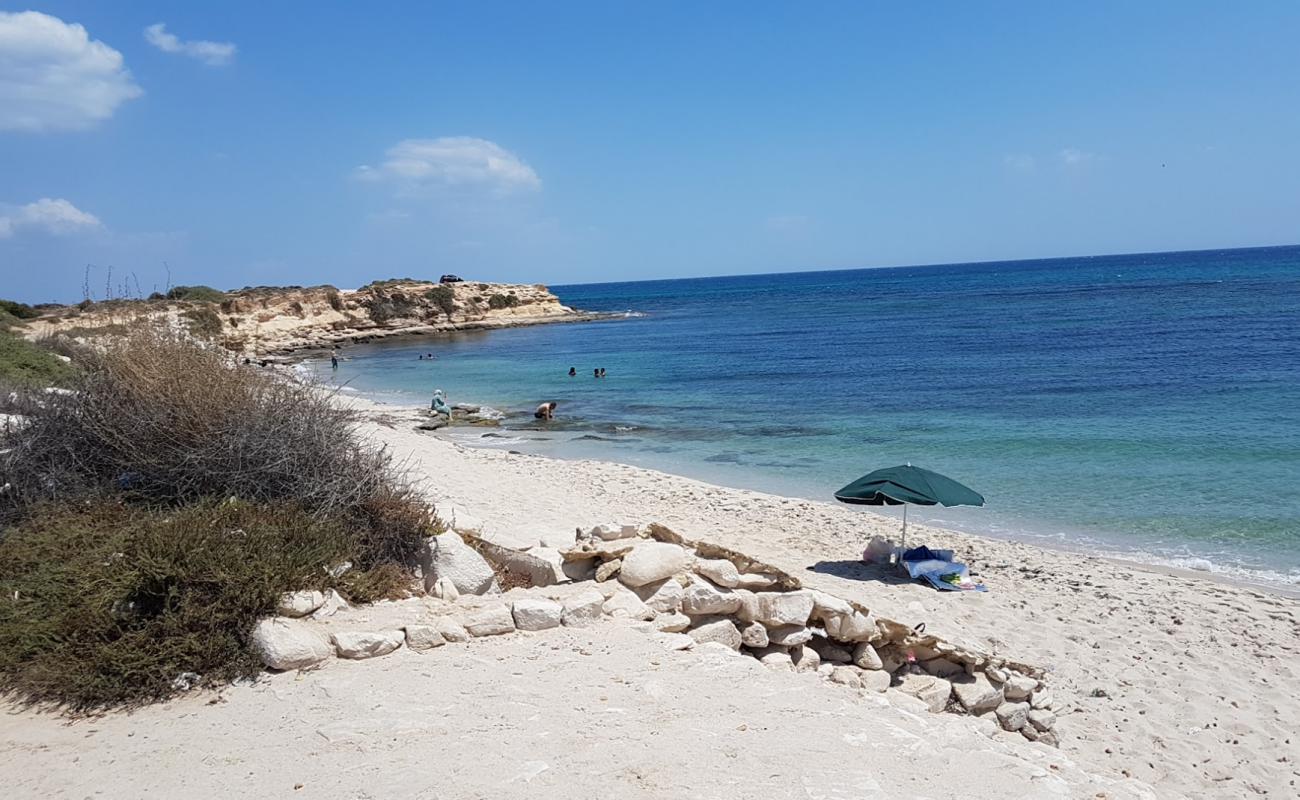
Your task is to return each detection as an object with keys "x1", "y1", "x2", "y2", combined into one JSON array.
[
  {"x1": 0, "y1": 11, "x2": 143, "y2": 132},
  {"x1": 356, "y1": 137, "x2": 541, "y2": 193},
  {"x1": 144, "y1": 23, "x2": 235, "y2": 66},
  {"x1": 0, "y1": 198, "x2": 103, "y2": 239},
  {"x1": 1060, "y1": 147, "x2": 1097, "y2": 166}
]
